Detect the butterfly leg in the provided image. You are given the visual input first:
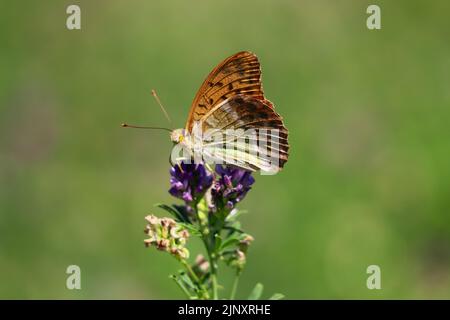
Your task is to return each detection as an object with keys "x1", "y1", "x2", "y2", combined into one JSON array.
[{"x1": 168, "y1": 154, "x2": 185, "y2": 173}]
